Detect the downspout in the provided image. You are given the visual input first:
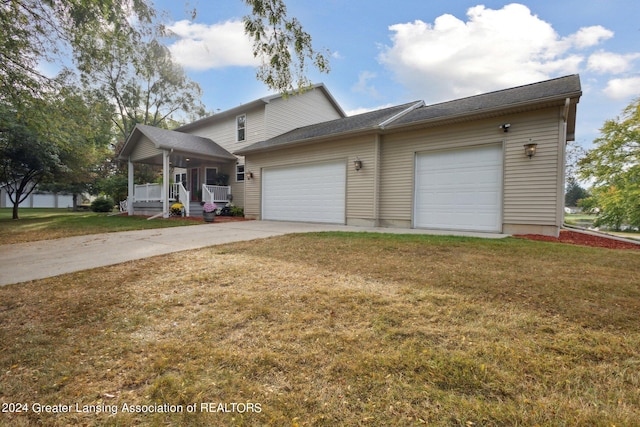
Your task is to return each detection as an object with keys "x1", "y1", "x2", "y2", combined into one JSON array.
[{"x1": 557, "y1": 98, "x2": 571, "y2": 233}]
